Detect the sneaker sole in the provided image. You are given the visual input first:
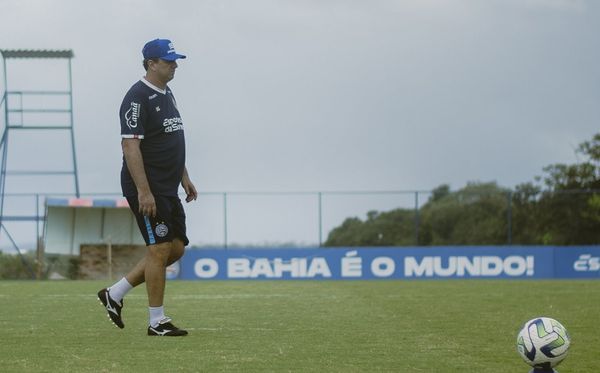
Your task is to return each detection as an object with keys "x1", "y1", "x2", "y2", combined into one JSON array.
[{"x1": 147, "y1": 331, "x2": 189, "y2": 337}]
